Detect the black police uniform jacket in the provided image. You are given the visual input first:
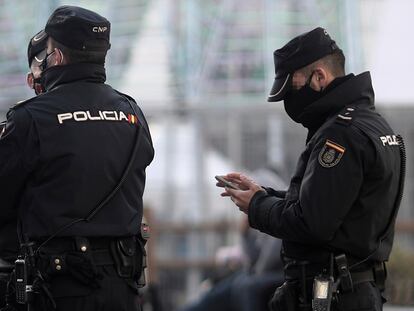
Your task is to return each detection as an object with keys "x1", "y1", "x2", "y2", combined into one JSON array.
[
  {"x1": 0, "y1": 63, "x2": 154, "y2": 241},
  {"x1": 248, "y1": 72, "x2": 401, "y2": 264}
]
